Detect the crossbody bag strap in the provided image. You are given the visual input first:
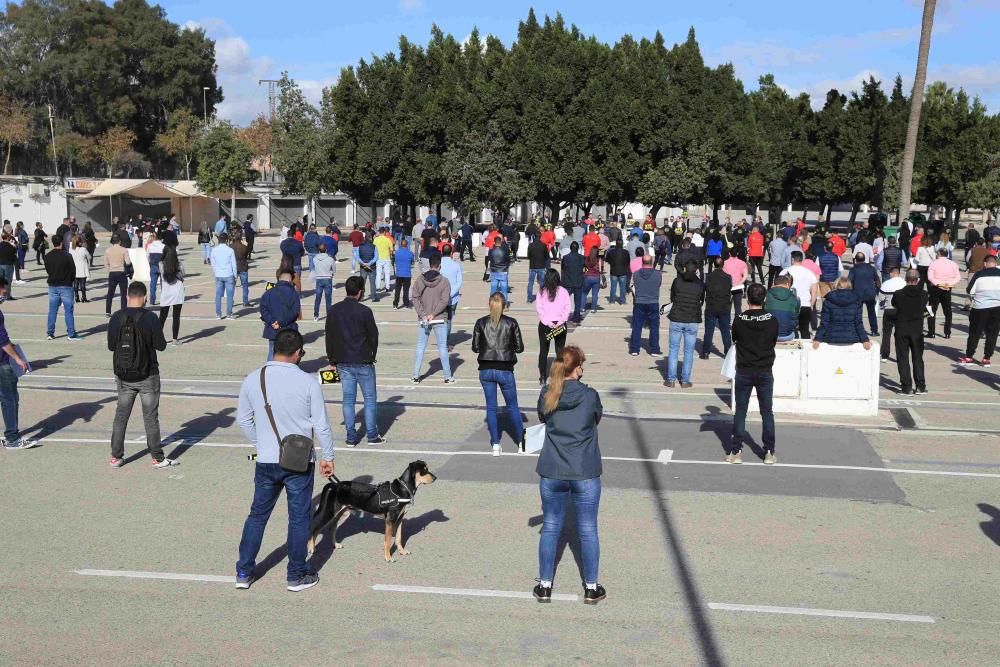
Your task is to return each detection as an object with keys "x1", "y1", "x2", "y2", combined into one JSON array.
[{"x1": 259, "y1": 367, "x2": 282, "y2": 442}]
